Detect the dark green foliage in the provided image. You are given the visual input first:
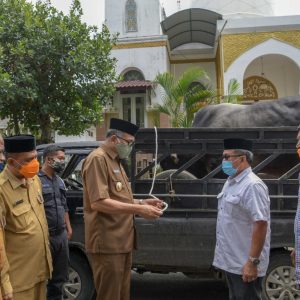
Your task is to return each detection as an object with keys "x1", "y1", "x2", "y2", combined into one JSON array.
[{"x1": 0, "y1": 0, "x2": 117, "y2": 143}]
